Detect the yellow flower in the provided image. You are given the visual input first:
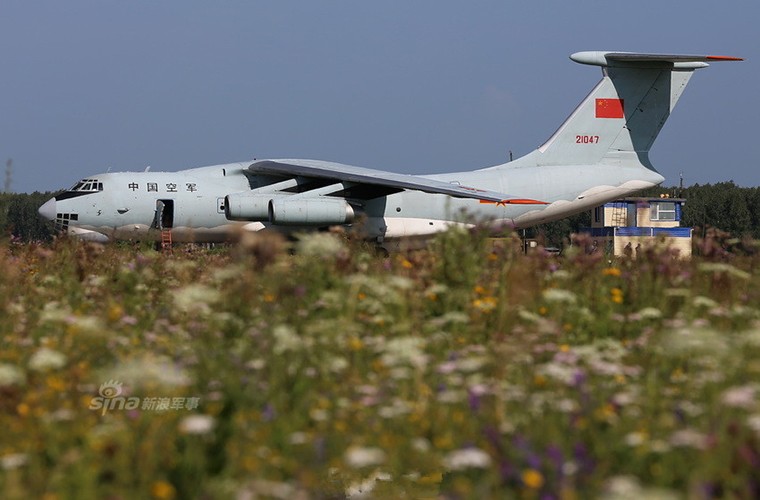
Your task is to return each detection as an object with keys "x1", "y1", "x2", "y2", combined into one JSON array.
[
  {"x1": 401, "y1": 259, "x2": 413, "y2": 269},
  {"x1": 418, "y1": 471, "x2": 443, "y2": 485},
  {"x1": 17, "y1": 403, "x2": 30, "y2": 417},
  {"x1": 610, "y1": 288, "x2": 624, "y2": 304},
  {"x1": 348, "y1": 337, "x2": 364, "y2": 351},
  {"x1": 150, "y1": 480, "x2": 175, "y2": 499},
  {"x1": 602, "y1": 267, "x2": 622, "y2": 277},
  {"x1": 522, "y1": 468, "x2": 544, "y2": 489},
  {"x1": 107, "y1": 304, "x2": 124, "y2": 322}
]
